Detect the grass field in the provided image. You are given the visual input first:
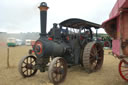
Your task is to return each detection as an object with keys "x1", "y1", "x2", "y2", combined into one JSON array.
[{"x1": 0, "y1": 46, "x2": 127, "y2": 85}]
